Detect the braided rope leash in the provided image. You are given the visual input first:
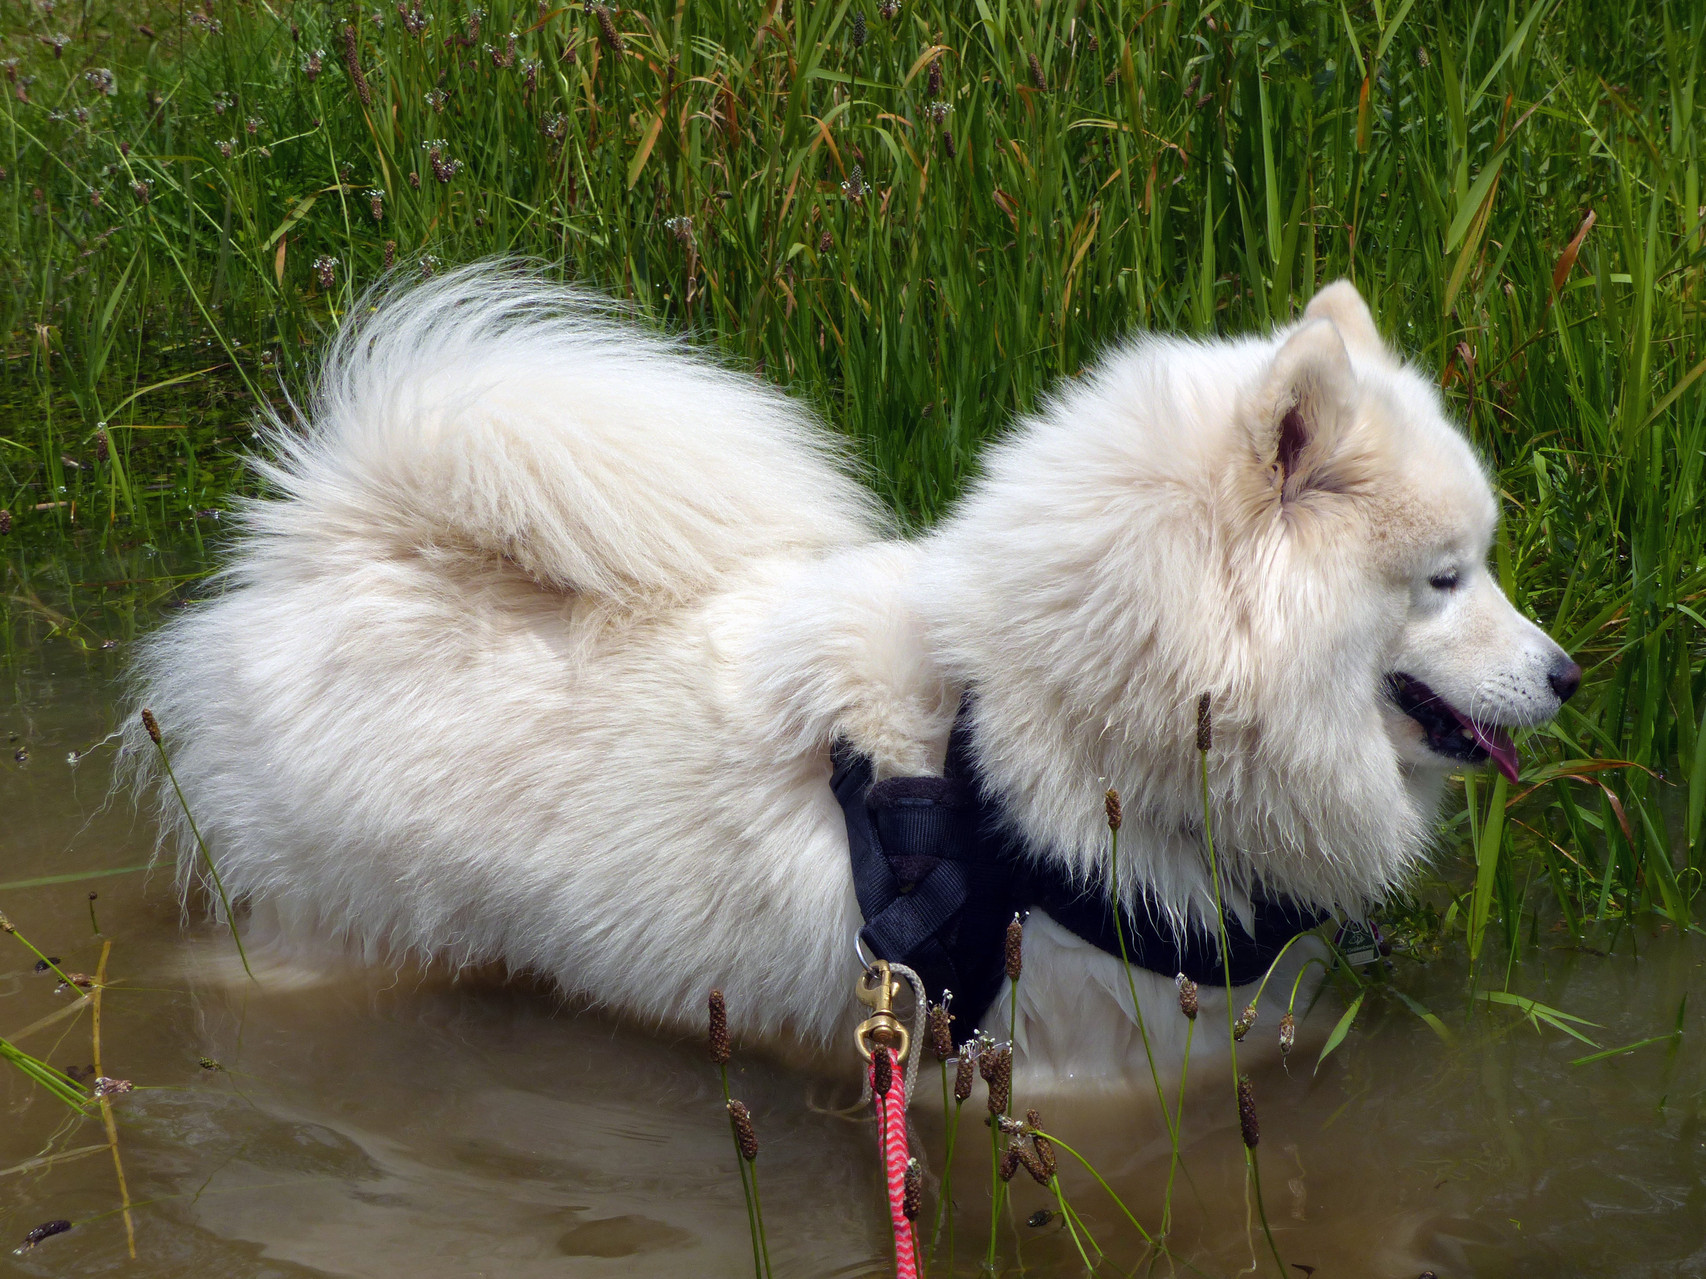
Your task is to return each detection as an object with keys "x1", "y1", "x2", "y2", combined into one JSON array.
[
  {"x1": 870, "y1": 1045, "x2": 918, "y2": 1279},
  {"x1": 854, "y1": 958, "x2": 927, "y2": 1279}
]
